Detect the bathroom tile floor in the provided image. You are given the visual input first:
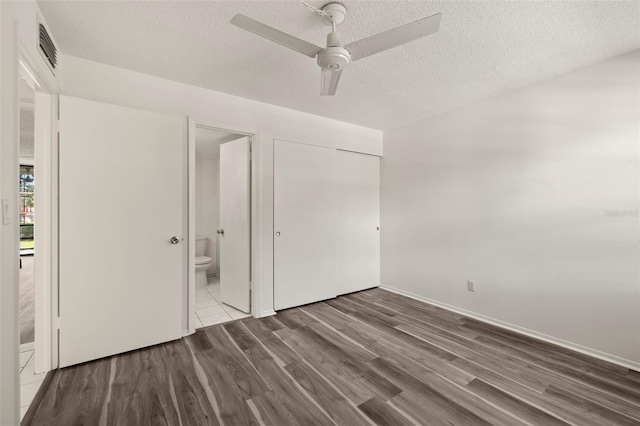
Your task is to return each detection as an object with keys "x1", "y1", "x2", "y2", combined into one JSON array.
[{"x1": 196, "y1": 276, "x2": 251, "y2": 328}]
